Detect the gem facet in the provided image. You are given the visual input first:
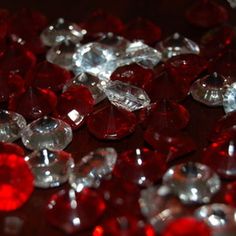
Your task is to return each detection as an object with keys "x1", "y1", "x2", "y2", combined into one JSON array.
[{"x1": 223, "y1": 82, "x2": 236, "y2": 113}]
